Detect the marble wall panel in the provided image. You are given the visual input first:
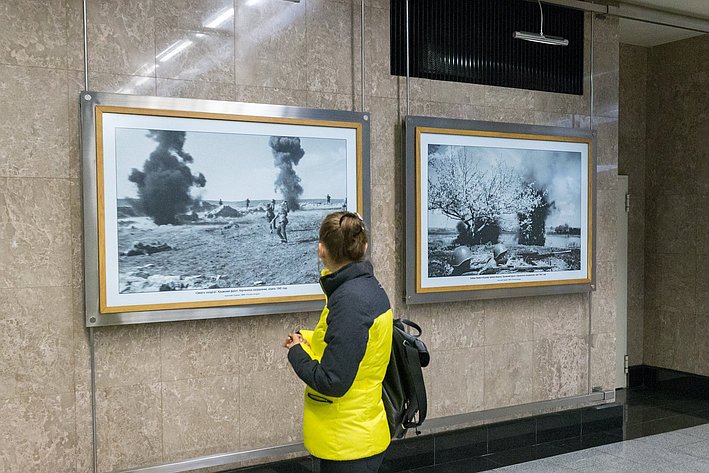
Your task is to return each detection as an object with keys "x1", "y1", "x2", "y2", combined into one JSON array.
[
  {"x1": 651, "y1": 194, "x2": 696, "y2": 256},
  {"x1": 595, "y1": 189, "x2": 618, "y2": 264},
  {"x1": 590, "y1": 331, "x2": 615, "y2": 391},
  {"x1": 656, "y1": 253, "x2": 697, "y2": 314},
  {"x1": 426, "y1": 347, "x2": 485, "y2": 418},
  {"x1": 368, "y1": 97, "x2": 399, "y2": 187},
  {"x1": 95, "y1": 383, "x2": 163, "y2": 472},
  {"x1": 592, "y1": 259, "x2": 617, "y2": 334},
  {"x1": 66, "y1": 0, "x2": 85, "y2": 72},
  {"x1": 155, "y1": 29, "x2": 234, "y2": 83},
  {"x1": 0, "y1": 393, "x2": 76, "y2": 473},
  {"x1": 0, "y1": 178, "x2": 72, "y2": 288},
  {"x1": 427, "y1": 102, "x2": 486, "y2": 121},
  {"x1": 592, "y1": 40, "x2": 619, "y2": 119},
  {"x1": 69, "y1": 72, "x2": 85, "y2": 181},
  {"x1": 306, "y1": 91, "x2": 354, "y2": 111},
  {"x1": 93, "y1": 324, "x2": 161, "y2": 388},
  {"x1": 398, "y1": 77, "x2": 432, "y2": 105},
  {"x1": 365, "y1": 6, "x2": 396, "y2": 99},
  {"x1": 162, "y1": 376, "x2": 240, "y2": 462},
  {"x1": 534, "y1": 335, "x2": 588, "y2": 400},
  {"x1": 642, "y1": 309, "x2": 677, "y2": 369},
  {"x1": 160, "y1": 318, "x2": 242, "y2": 381},
  {"x1": 532, "y1": 293, "x2": 587, "y2": 341},
  {"x1": 0, "y1": 65, "x2": 70, "y2": 179},
  {"x1": 422, "y1": 300, "x2": 485, "y2": 352},
  {"x1": 237, "y1": 313, "x2": 312, "y2": 374},
  {"x1": 234, "y1": 0, "x2": 307, "y2": 90},
  {"x1": 430, "y1": 80, "x2": 486, "y2": 107},
  {"x1": 484, "y1": 342, "x2": 537, "y2": 409},
  {"x1": 626, "y1": 306, "x2": 643, "y2": 366},
  {"x1": 484, "y1": 86, "x2": 535, "y2": 111},
  {"x1": 239, "y1": 368, "x2": 303, "y2": 449},
  {"x1": 86, "y1": 0, "x2": 155, "y2": 76},
  {"x1": 532, "y1": 112, "x2": 574, "y2": 128},
  {"x1": 234, "y1": 85, "x2": 307, "y2": 107},
  {"x1": 87, "y1": 72, "x2": 157, "y2": 96},
  {"x1": 0, "y1": 287, "x2": 73, "y2": 398},
  {"x1": 157, "y1": 78, "x2": 236, "y2": 102},
  {"x1": 305, "y1": 0, "x2": 354, "y2": 94},
  {"x1": 483, "y1": 297, "x2": 534, "y2": 346},
  {"x1": 0, "y1": 0, "x2": 68, "y2": 69},
  {"x1": 485, "y1": 107, "x2": 536, "y2": 125}
]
